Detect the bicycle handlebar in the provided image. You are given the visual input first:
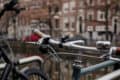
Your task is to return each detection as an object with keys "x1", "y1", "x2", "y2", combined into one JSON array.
[
  {"x1": 32, "y1": 29, "x2": 120, "y2": 61},
  {"x1": 96, "y1": 69, "x2": 120, "y2": 80},
  {"x1": 109, "y1": 47, "x2": 120, "y2": 61},
  {"x1": 49, "y1": 39, "x2": 98, "y2": 52},
  {"x1": 34, "y1": 29, "x2": 115, "y2": 53},
  {"x1": 0, "y1": 56, "x2": 44, "y2": 70},
  {"x1": 32, "y1": 29, "x2": 99, "y2": 53},
  {"x1": 115, "y1": 47, "x2": 120, "y2": 55},
  {"x1": 34, "y1": 29, "x2": 50, "y2": 38},
  {"x1": 0, "y1": 0, "x2": 19, "y2": 18}
]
